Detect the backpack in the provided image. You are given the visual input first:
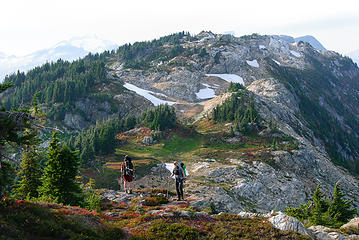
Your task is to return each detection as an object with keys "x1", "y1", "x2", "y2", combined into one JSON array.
[
  {"x1": 180, "y1": 162, "x2": 187, "y2": 176},
  {"x1": 122, "y1": 162, "x2": 134, "y2": 176}
]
